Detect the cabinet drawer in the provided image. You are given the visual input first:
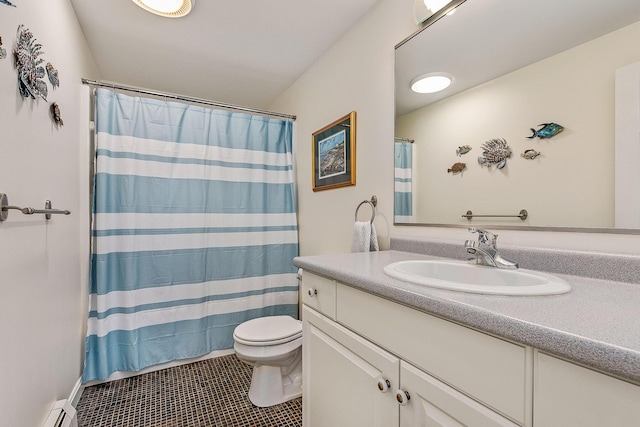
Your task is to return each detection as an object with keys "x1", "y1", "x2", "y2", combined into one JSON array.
[
  {"x1": 534, "y1": 352, "x2": 640, "y2": 426},
  {"x1": 337, "y1": 284, "x2": 529, "y2": 425},
  {"x1": 301, "y1": 271, "x2": 337, "y2": 319}
]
